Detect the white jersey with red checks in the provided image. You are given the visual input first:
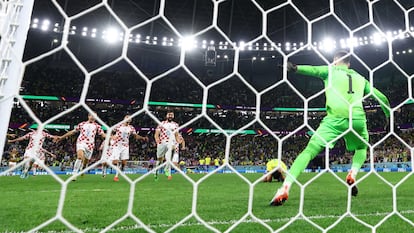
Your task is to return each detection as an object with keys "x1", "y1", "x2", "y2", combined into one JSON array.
[
  {"x1": 22, "y1": 131, "x2": 53, "y2": 150},
  {"x1": 157, "y1": 120, "x2": 179, "y2": 143},
  {"x1": 75, "y1": 121, "x2": 104, "y2": 151},
  {"x1": 102, "y1": 138, "x2": 116, "y2": 160},
  {"x1": 113, "y1": 124, "x2": 136, "y2": 147}
]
